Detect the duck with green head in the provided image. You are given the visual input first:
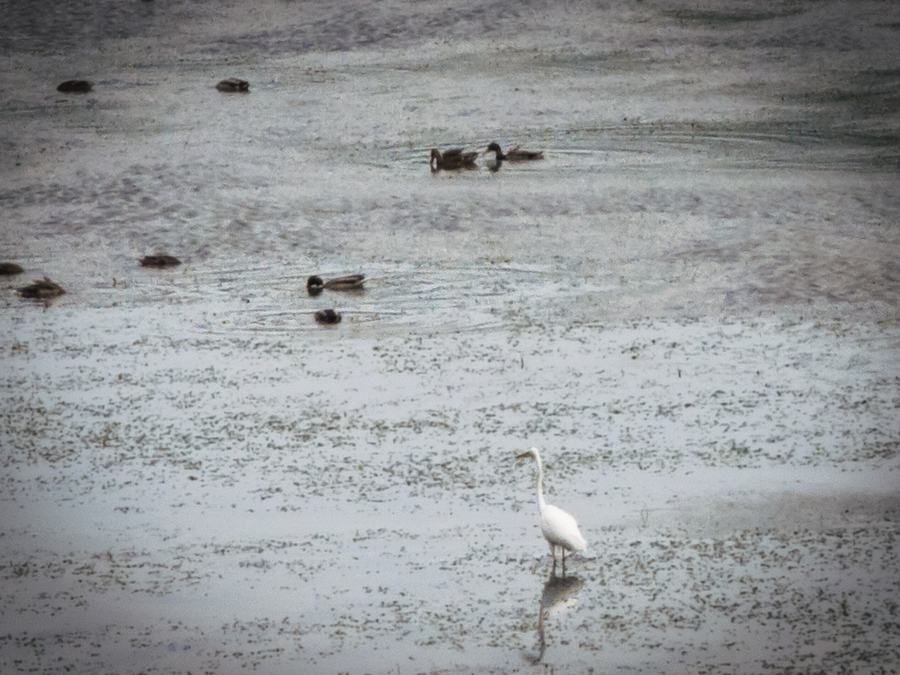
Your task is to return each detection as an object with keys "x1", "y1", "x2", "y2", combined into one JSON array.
[{"x1": 307, "y1": 274, "x2": 365, "y2": 296}]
